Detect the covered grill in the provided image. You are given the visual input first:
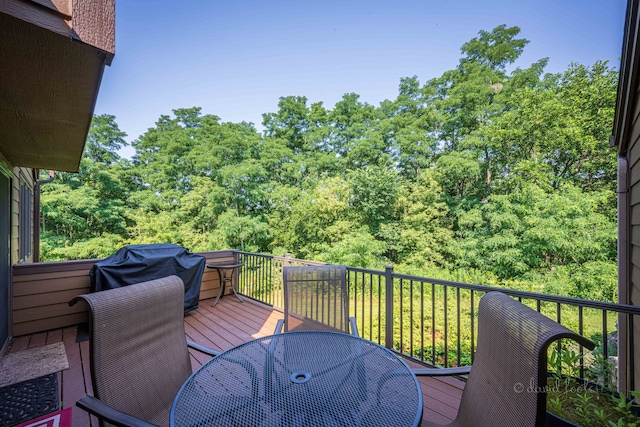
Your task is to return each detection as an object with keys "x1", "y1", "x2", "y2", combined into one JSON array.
[{"x1": 89, "y1": 244, "x2": 205, "y2": 312}]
